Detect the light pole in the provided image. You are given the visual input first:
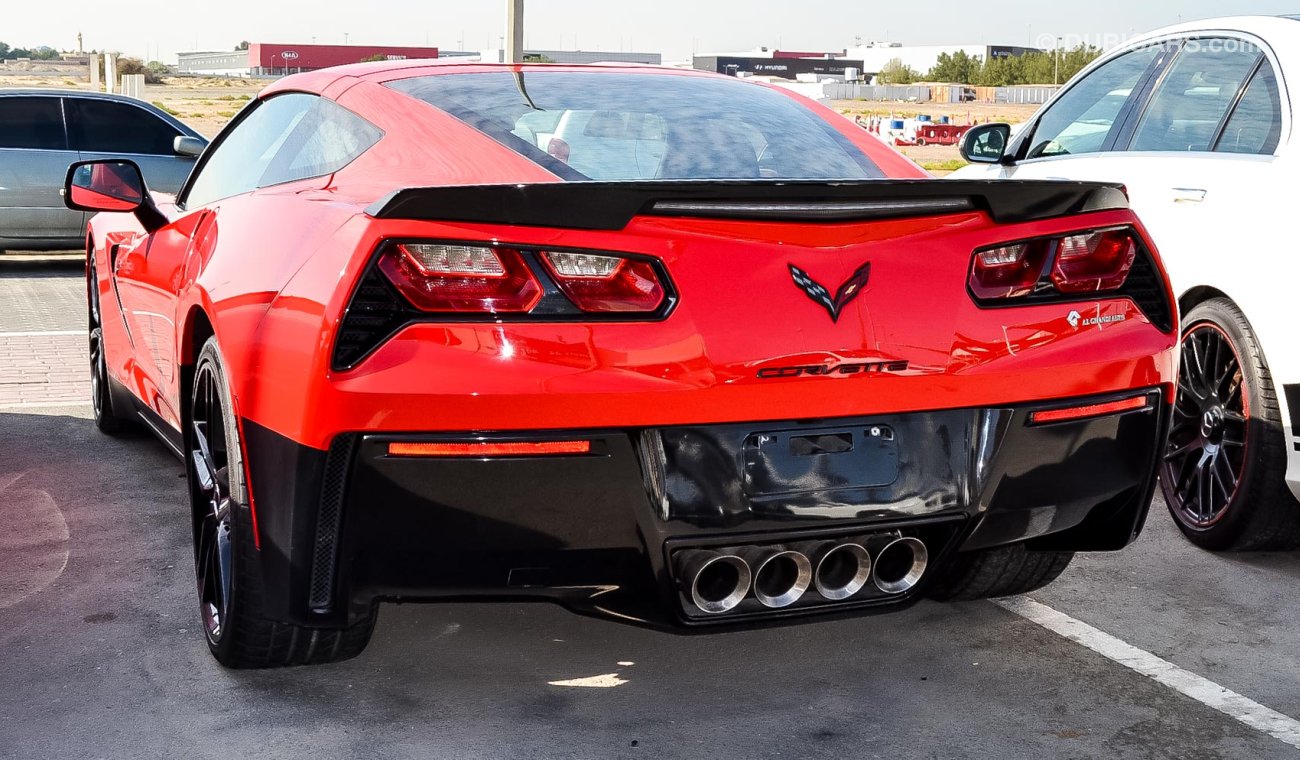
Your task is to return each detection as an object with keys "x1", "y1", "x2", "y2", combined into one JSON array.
[
  {"x1": 1054, "y1": 36, "x2": 1062, "y2": 85},
  {"x1": 505, "y1": 0, "x2": 524, "y2": 63}
]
